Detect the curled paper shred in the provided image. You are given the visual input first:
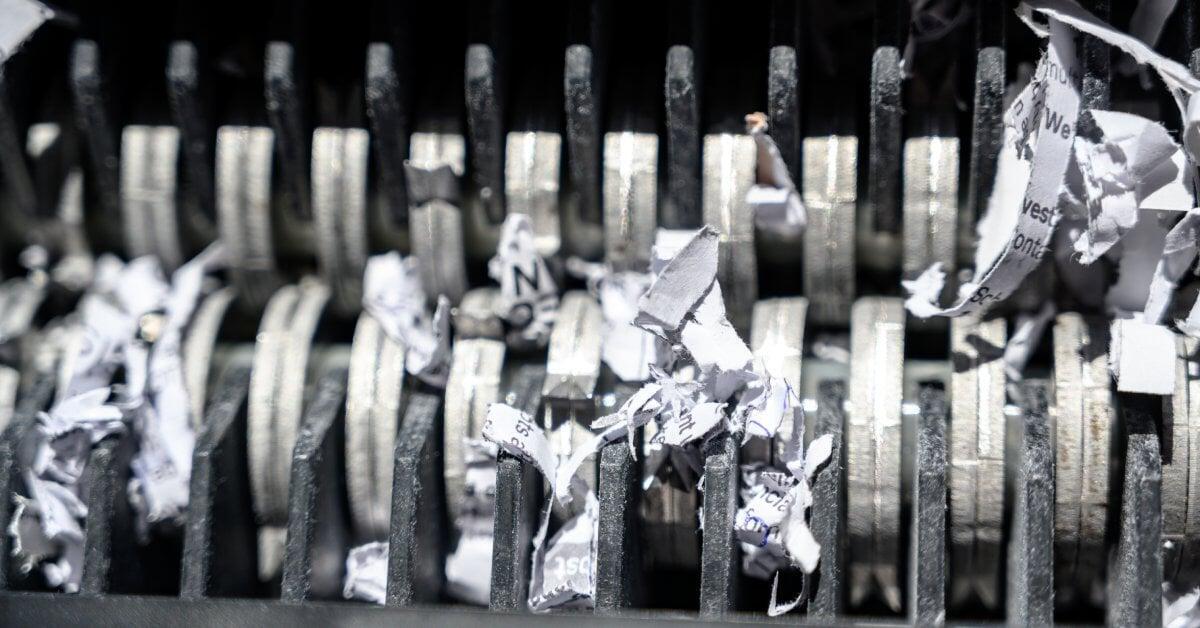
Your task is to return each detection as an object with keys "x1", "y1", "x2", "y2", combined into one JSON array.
[
  {"x1": 363, "y1": 252, "x2": 452, "y2": 387},
  {"x1": 1068, "y1": 111, "x2": 1190, "y2": 264},
  {"x1": 129, "y1": 244, "x2": 226, "y2": 537},
  {"x1": 734, "y1": 405, "x2": 833, "y2": 615},
  {"x1": 1019, "y1": 0, "x2": 1200, "y2": 127},
  {"x1": 342, "y1": 541, "x2": 388, "y2": 604},
  {"x1": 488, "y1": 213, "x2": 559, "y2": 349},
  {"x1": 481, "y1": 403, "x2": 599, "y2": 611},
  {"x1": 528, "y1": 491, "x2": 599, "y2": 612},
  {"x1": 745, "y1": 113, "x2": 806, "y2": 238},
  {"x1": 904, "y1": 19, "x2": 1081, "y2": 319}
]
